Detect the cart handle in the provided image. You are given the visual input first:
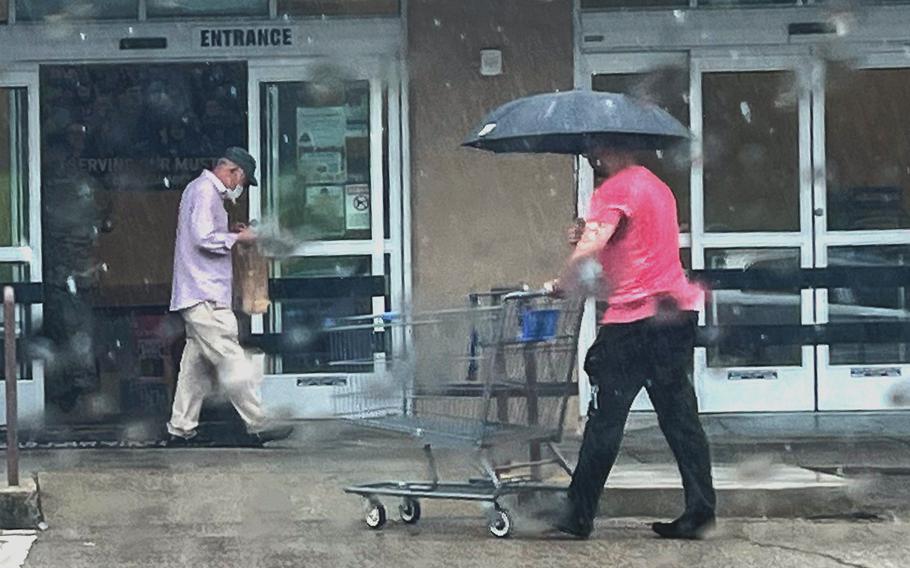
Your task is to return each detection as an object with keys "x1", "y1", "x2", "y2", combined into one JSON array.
[{"x1": 500, "y1": 289, "x2": 559, "y2": 301}]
